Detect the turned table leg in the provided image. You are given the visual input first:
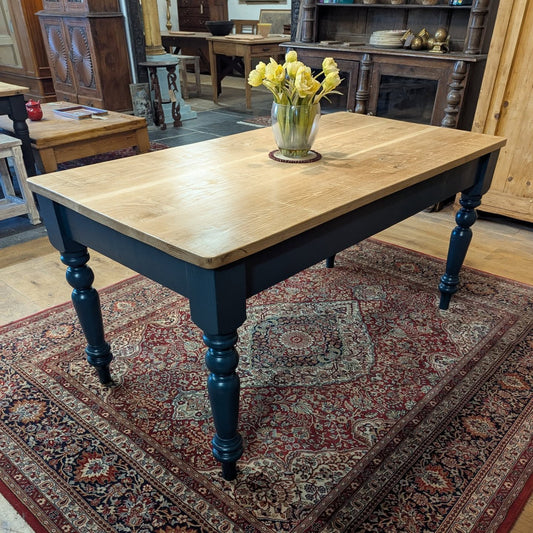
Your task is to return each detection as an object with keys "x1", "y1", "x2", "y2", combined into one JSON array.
[
  {"x1": 439, "y1": 154, "x2": 492, "y2": 310},
  {"x1": 61, "y1": 246, "x2": 113, "y2": 385},
  {"x1": 203, "y1": 331, "x2": 243, "y2": 480}
]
